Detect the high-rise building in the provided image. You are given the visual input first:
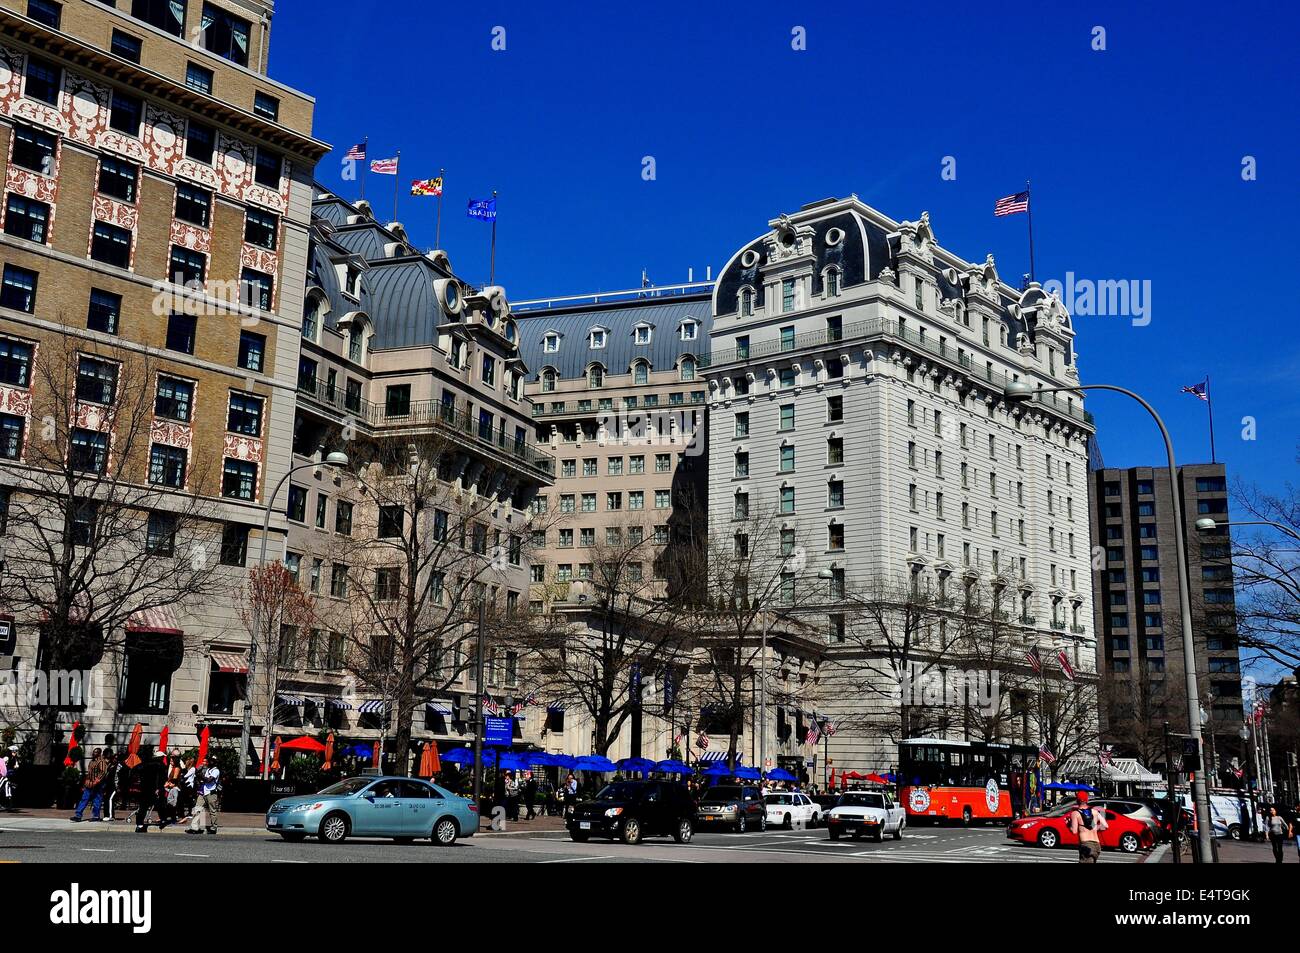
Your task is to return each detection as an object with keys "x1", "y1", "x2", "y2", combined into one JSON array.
[
  {"x1": 0, "y1": 0, "x2": 328, "y2": 756},
  {"x1": 1090, "y1": 463, "x2": 1244, "y2": 771}
]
